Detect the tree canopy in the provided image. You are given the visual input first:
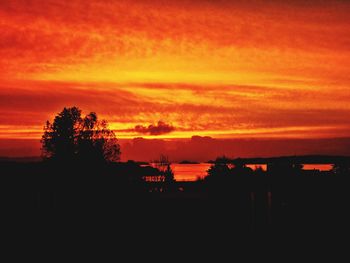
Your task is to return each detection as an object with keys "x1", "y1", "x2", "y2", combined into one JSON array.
[{"x1": 41, "y1": 107, "x2": 120, "y2": 163}]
